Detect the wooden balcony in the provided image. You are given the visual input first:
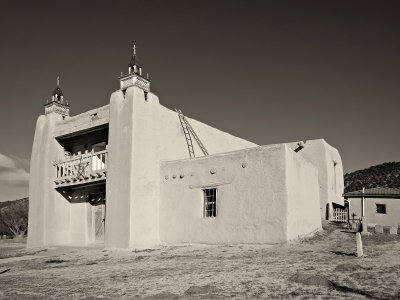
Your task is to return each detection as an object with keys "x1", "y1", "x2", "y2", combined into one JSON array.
[{"x1": 54, "y1": 150, "x2": 108, "y2": 188}]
